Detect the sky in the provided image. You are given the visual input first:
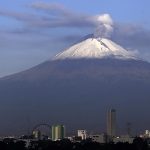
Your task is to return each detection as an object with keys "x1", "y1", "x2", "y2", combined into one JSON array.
[{"x1": 0, "y1": 0, "x2": 150, "y2": 77}]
